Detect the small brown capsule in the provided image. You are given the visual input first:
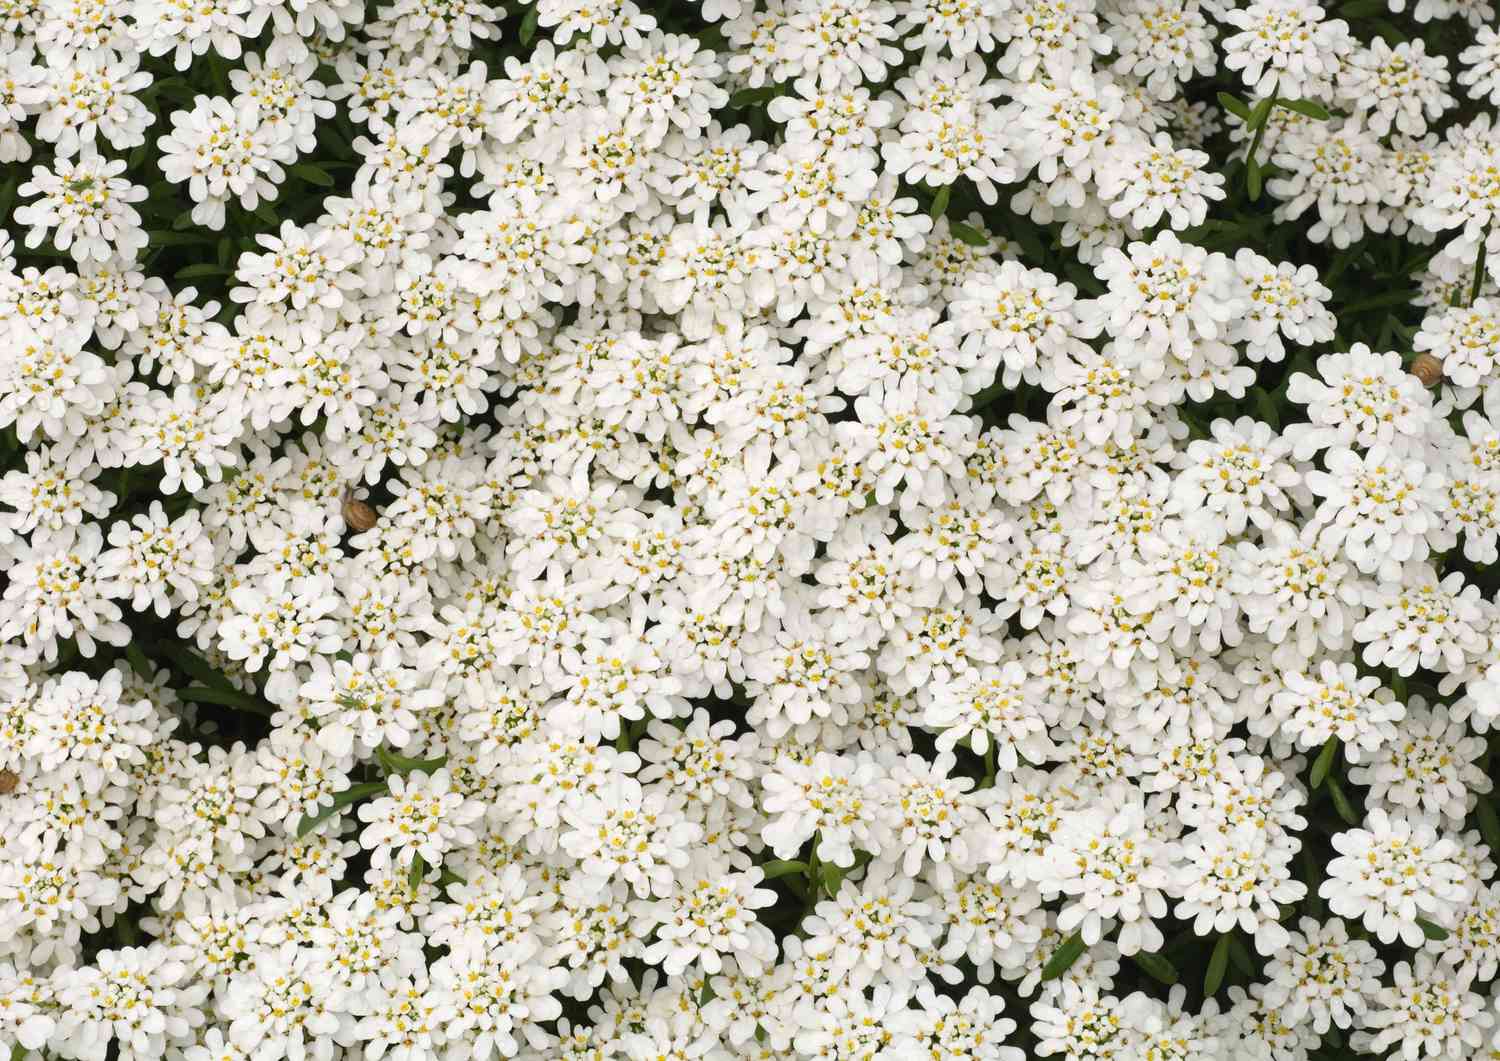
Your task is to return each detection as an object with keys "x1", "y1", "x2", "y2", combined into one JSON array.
[
  {"x1": 0, "y1": 770, "x2": 19, "y2": 795},
  {"x1": 1410, "y1": 353, "x2": 1444, "y2": 388},
  {"x1": 342, "y1": 491, "x2": 378, "y2": 532}
]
